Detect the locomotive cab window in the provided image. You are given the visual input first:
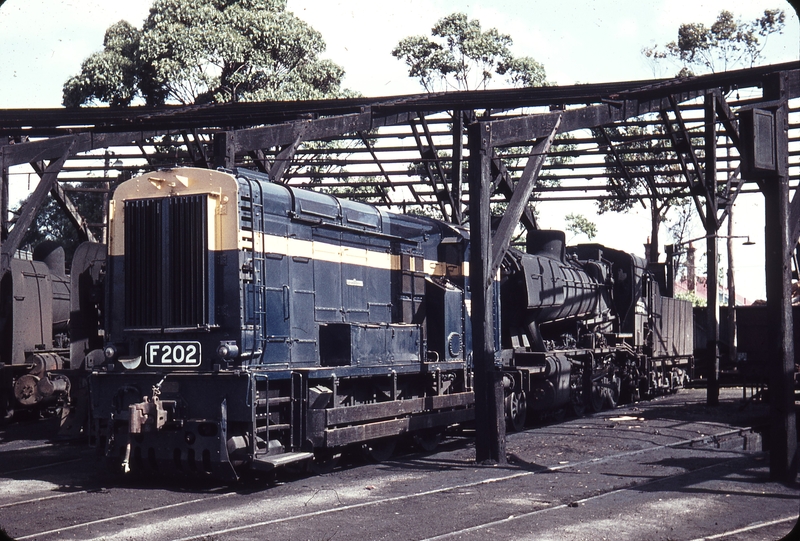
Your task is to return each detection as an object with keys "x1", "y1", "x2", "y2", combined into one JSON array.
[{"x1": 123, "y1": 194, "x2": 215, "y2": 329}]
